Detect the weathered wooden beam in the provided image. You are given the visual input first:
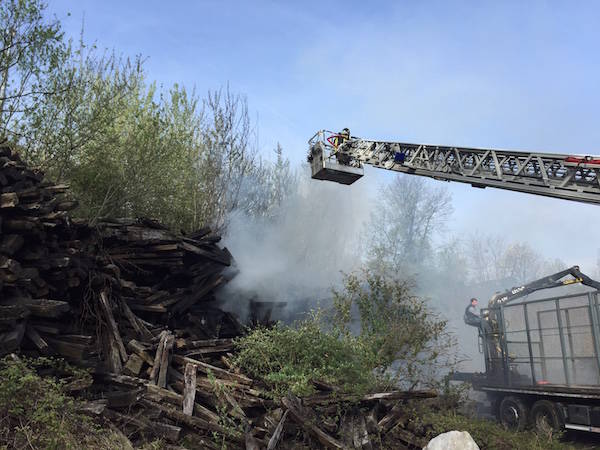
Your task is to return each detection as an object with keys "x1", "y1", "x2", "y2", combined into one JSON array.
[
  {"x1": 46, "y1": 336, "x2": 89, "y2": 360},
  {"x1": 123, "y1": 354, "x2": 144, "y2": 377},
  {"x1": 183, "y1": 363, "x2": 197, "y2": 416},
  {"x1": 184, "y1": 344, "x2": 234, "y2": 357},
  {"x1": 303, "y1": 389, "x2": 437, "y2": 406},
  {"x1": 0, "y1": 323, "x2": 26, "y2": 355},
  {"x1": 0, "y1": 192, "x2": 18, "y2": 208},
  {"x1": 106, "y1": 388, "x2": 143, "y2": 408},
  {"x1": 267, "y1": 409, "x2": 289, "y2": 450},
  {"x1": 353, "y1": 414, "x2": 372, "y2": 450},
  {"x1": 77, "y1": 400, "x2": 107, "y2": 416},
  {"x1": 141, "y1": 398, "x2": 244, "y2": 444},
  {"x1": 149, "y1": 331, "x2": 168, "y2": 385},
  {"x1": 126, "y1": 339, "x2": 154, "y2": 365},
  {"x1": 390, "y1": 426, "x2": 427, "y2": 449},
  {"x1": 99, "y1": 291, "x2": 127, "y2": 363},
  {"x1": 19, "y1": 298, "x2": 70, "y2": 318},
  {"x1": 121, "y1": 300, "x2": 152, "y2": 340},
  {"x1": 129, "y1": 304, "x2": 168, "y2": 313},
  {"x1": 281, "y1": 396, "x2": 347, "y2": 450},
  {"x1": 378, "y1": 403, "x2": 406, "y2": 433},
  {"x1": 0, "y1": 234, "x2": 24, "y2": 255},
  {"x1": 2, "y1": 219, "x2": 37, "y2": 231},
  {"x1": 146, "y1": 383, "x2": 220, "y2": 424},
  {"x1": 0, "y1": 304, "x2": 29, "y2": 324},
  {"x1": 25, "y1": 324, "x2": 49, "y2": 354},
  {"x1": 105, "y1": 408, "x2": 181, "y2": 443},
  {"x1": 172, "y1": 354, "x2": 252, "y2": 385},
  {"x1": 175, "y1": 337, "x2": 233, "y2": 350},
  {"x1": 157, "y1": 334, "x2": 174, "y2": 388}
]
